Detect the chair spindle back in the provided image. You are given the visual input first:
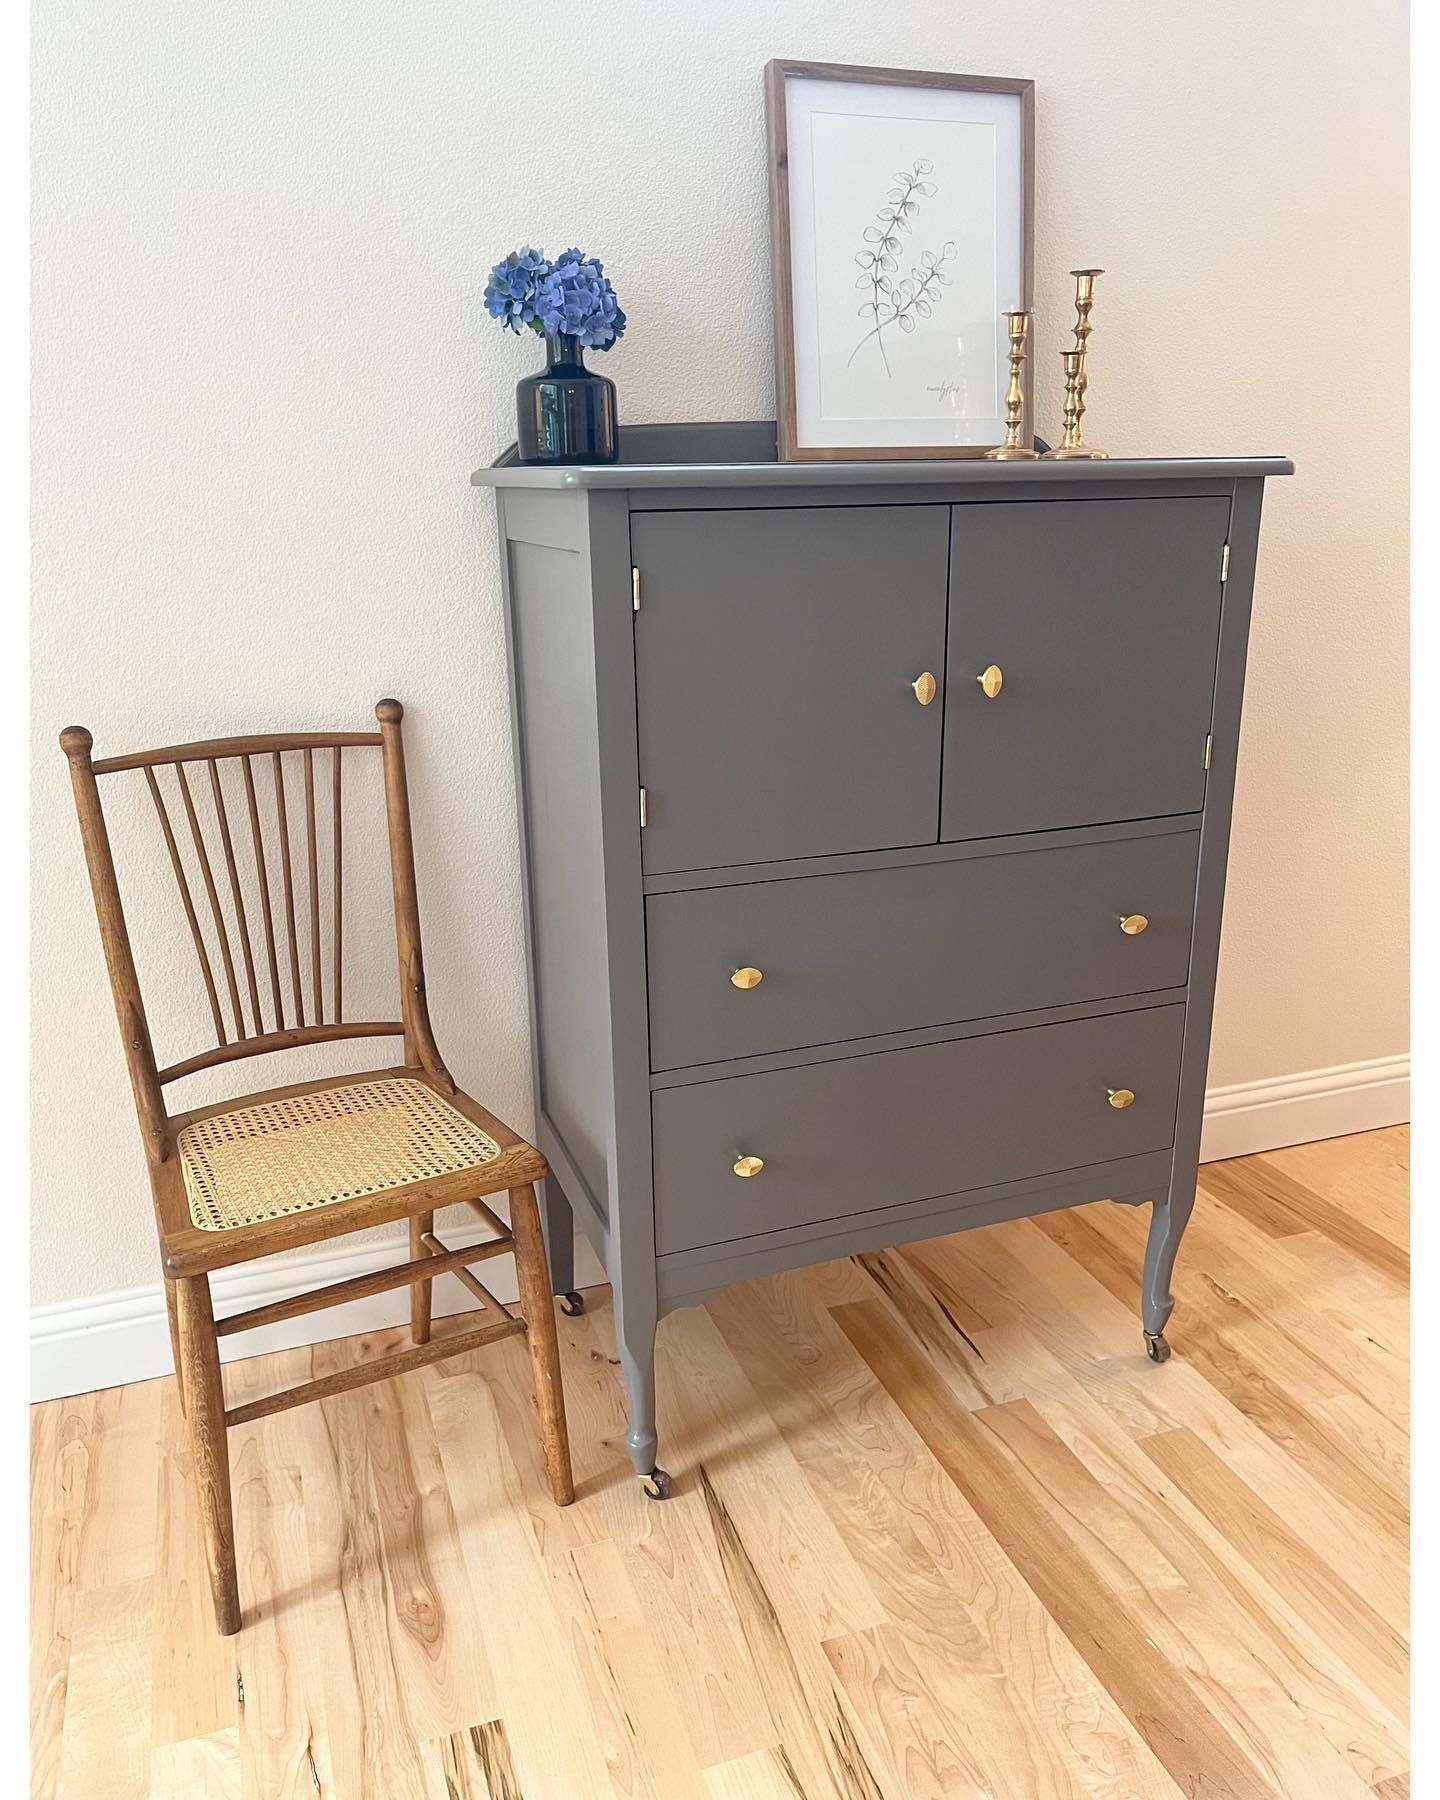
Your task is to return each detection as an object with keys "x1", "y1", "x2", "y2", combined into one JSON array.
[{"x1": 60, "y1": 700, "x2": 445, "y2": 1162}]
